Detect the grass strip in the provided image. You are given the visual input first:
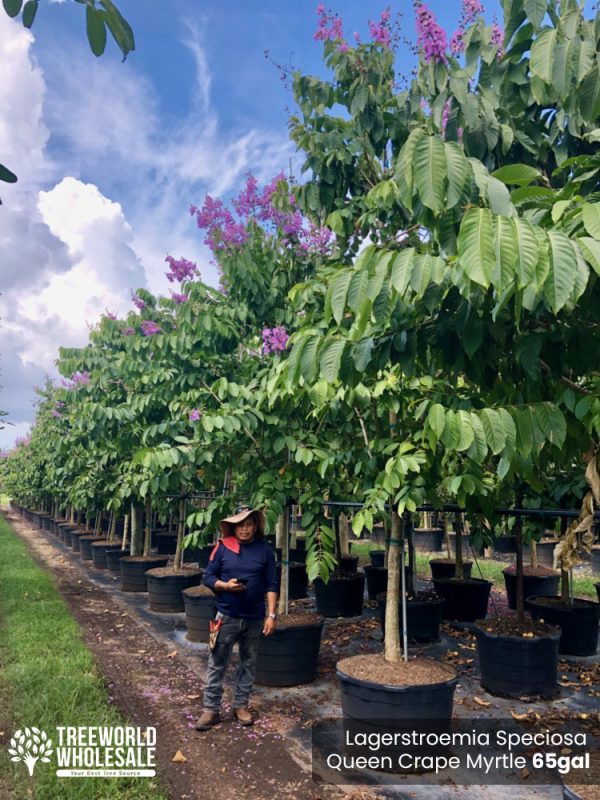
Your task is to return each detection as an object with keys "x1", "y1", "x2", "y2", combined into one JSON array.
[{"x1": 0, "y1": 513, "x2": 168, "y2": 800}]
